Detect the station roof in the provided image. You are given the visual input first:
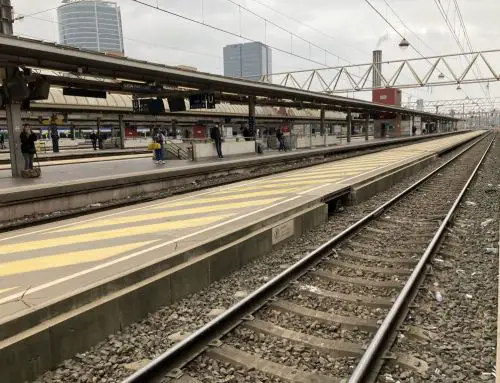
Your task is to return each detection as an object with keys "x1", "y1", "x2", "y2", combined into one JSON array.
[
  {"x1": 0, "y1": 35, "x2": 459, "y2": 121},
  {"x1": 34, "y1": 88, "x2": 347, "y2": 120}
]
